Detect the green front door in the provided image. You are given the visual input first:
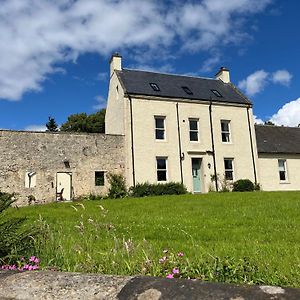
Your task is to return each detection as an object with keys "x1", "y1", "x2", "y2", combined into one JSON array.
[{"x1": 192, "y1": 158, "x2": 202, "y2": 193}]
